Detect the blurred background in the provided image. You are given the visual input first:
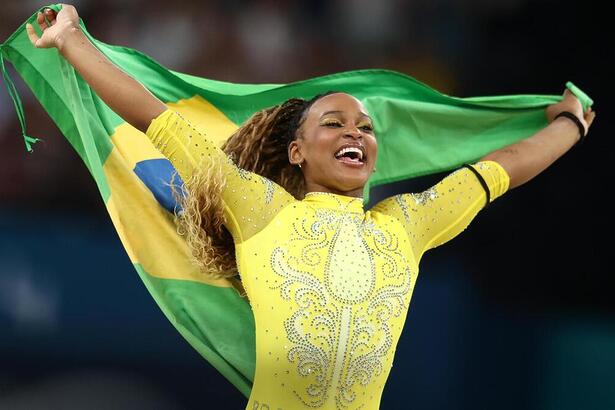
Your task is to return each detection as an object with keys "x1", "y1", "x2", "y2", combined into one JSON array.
[{"x1": 0, "y1": 0, "x2": 613, "y2": 409}]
